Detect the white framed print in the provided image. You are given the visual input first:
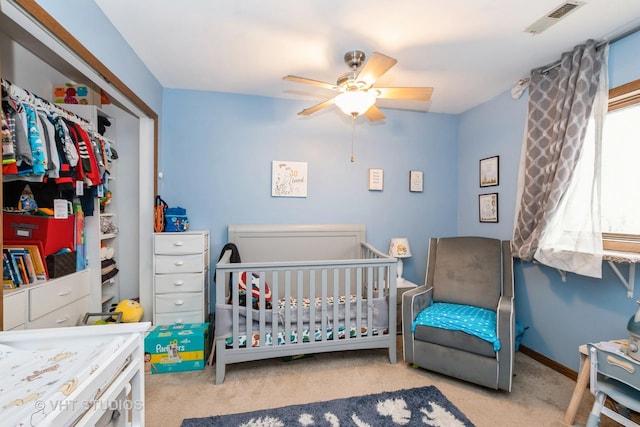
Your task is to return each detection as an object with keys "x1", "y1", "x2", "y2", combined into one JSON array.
[
  {"x1": 409, "y1": 170, "x2": 423, "y2": 192},
  {"x1": 272, "y1": 161, "x2": 308, "y2": 197},
  {"x1": 368, "y1": 168, "x2": 384, "y2": 191}
]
